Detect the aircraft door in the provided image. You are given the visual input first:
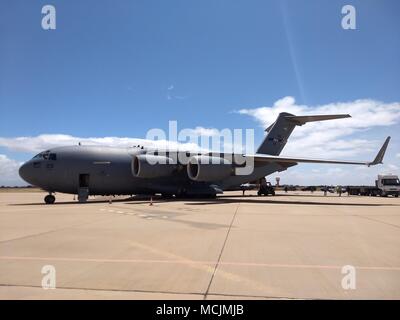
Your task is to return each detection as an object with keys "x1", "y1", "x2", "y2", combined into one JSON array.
[
  {"x1": 78, "y1": 173, "x2": 90, "y2": 202},
  {"x1": 79, "y1": 174, "x2": 90, "y2": 188}
]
